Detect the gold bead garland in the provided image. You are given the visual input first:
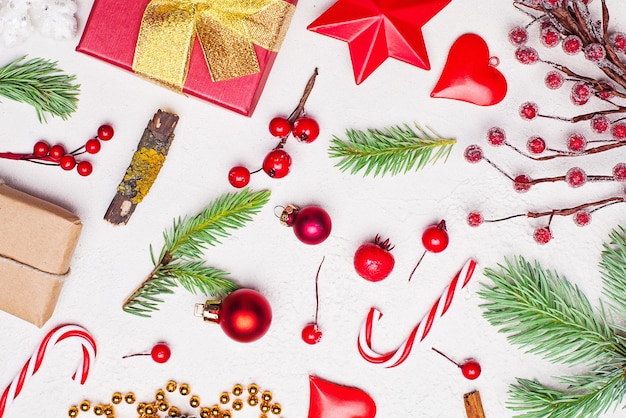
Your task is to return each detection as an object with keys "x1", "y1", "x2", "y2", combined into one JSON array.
[{"x1": 68, "y1": 381, "x2": 283, "y2": 418}]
